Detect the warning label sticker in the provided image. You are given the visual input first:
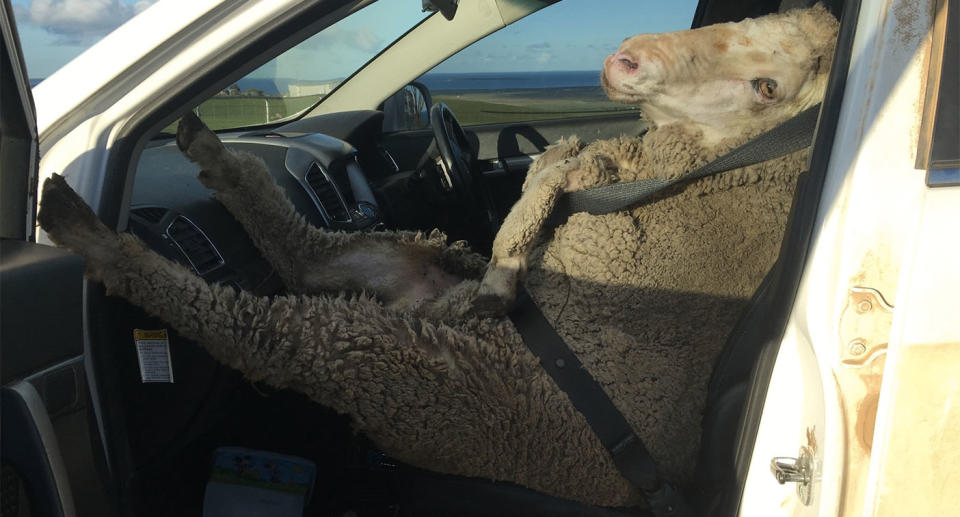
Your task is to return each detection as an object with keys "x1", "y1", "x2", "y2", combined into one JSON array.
[{"x1": 133, "y1": 329, "x2": 174, "y2": 383}]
